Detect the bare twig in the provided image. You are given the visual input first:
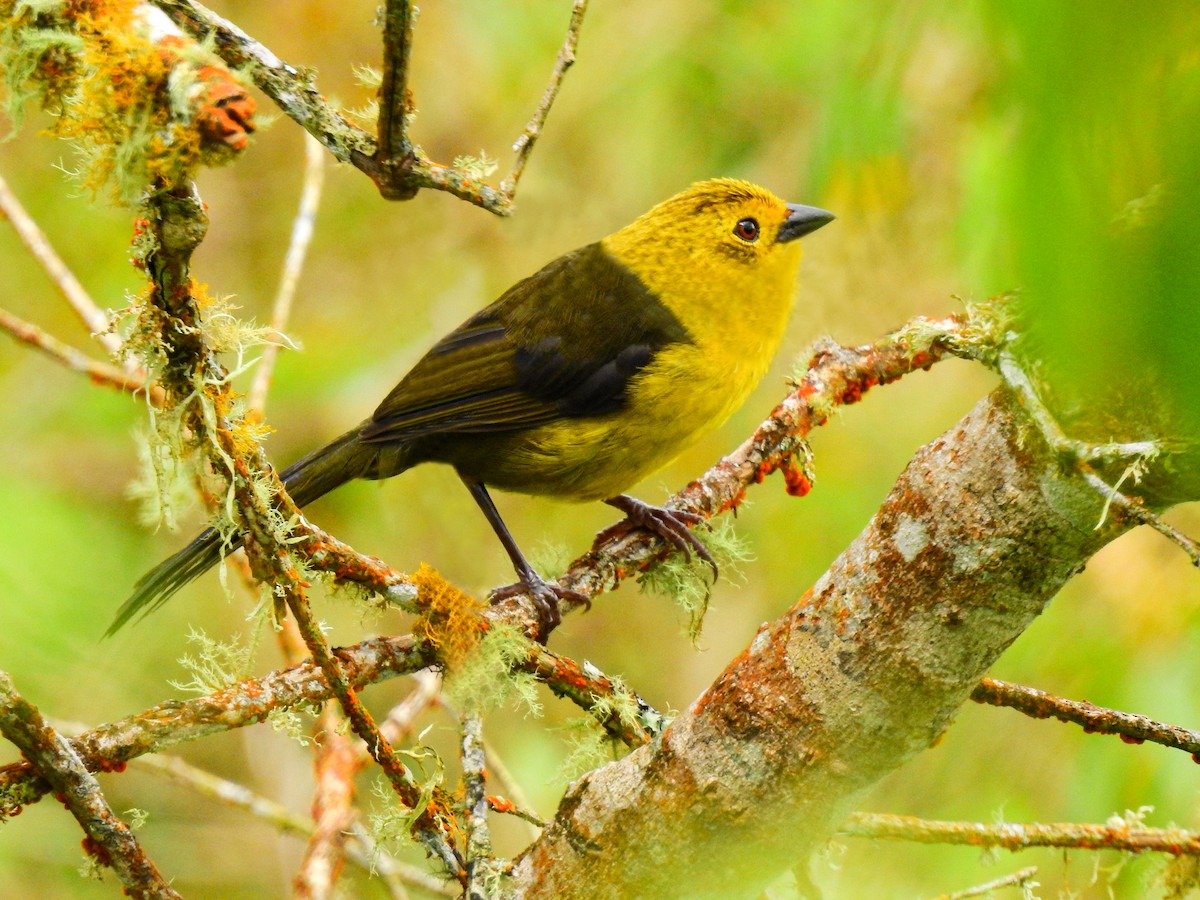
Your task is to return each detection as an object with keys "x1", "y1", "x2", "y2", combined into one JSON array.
[
  {"x1": 841, "y1": 812, "x2": 1200, "y2": 855},
  {"x1": 1078, "y1": 467, "x2": 1200, "y2": 565},
  {"x1": 131, "y1": 752, "x2": 450, "y2": 897},
  {"x1": 376, "y1": 670, "x2": 443, "y2": 752},
  {"x1": 0, "y1": 170, "x2": 121, "y2": 356},
  {"x1": 149, "y1": 0, "x2": 586, "y2": 214},
  {"x1": 482, "y1": 736, "x2": 543, "y2": 840},
  {"x1": 247, "y1": 134, "x2": 325, "y2": 417},
  {"x1": 0, "y1": 306, "x2": 155, "y2": 399},
  {"x1": 0, "y1": 671, "x2": 180, "y2": 899},
  {"x1": 931, "y1": 867, "x2": 1039, "y2": 900},
  {"x1": 972, "y1": 677, "x2": 1200, "y2": 758},
  {"x1": 294, "y1": 706, "x2": 357, "y2": 899},
  {"x1": 282, "y1": 584, "x2": 463, "y2": 877},
  {"x1": 501, "y1": 0, "x2": 589, "y2": 195}
]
